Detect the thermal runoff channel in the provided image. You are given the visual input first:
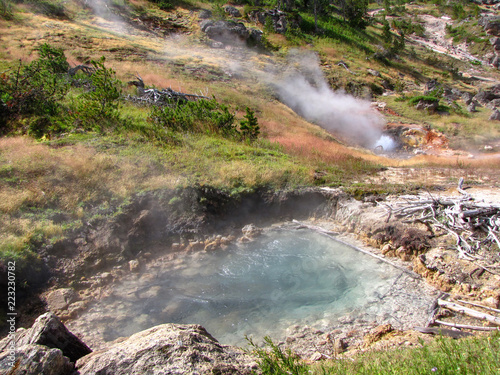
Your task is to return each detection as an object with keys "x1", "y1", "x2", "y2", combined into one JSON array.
[{"x1": 70, "y1": 229, "x2": 433, "y2": 347}]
